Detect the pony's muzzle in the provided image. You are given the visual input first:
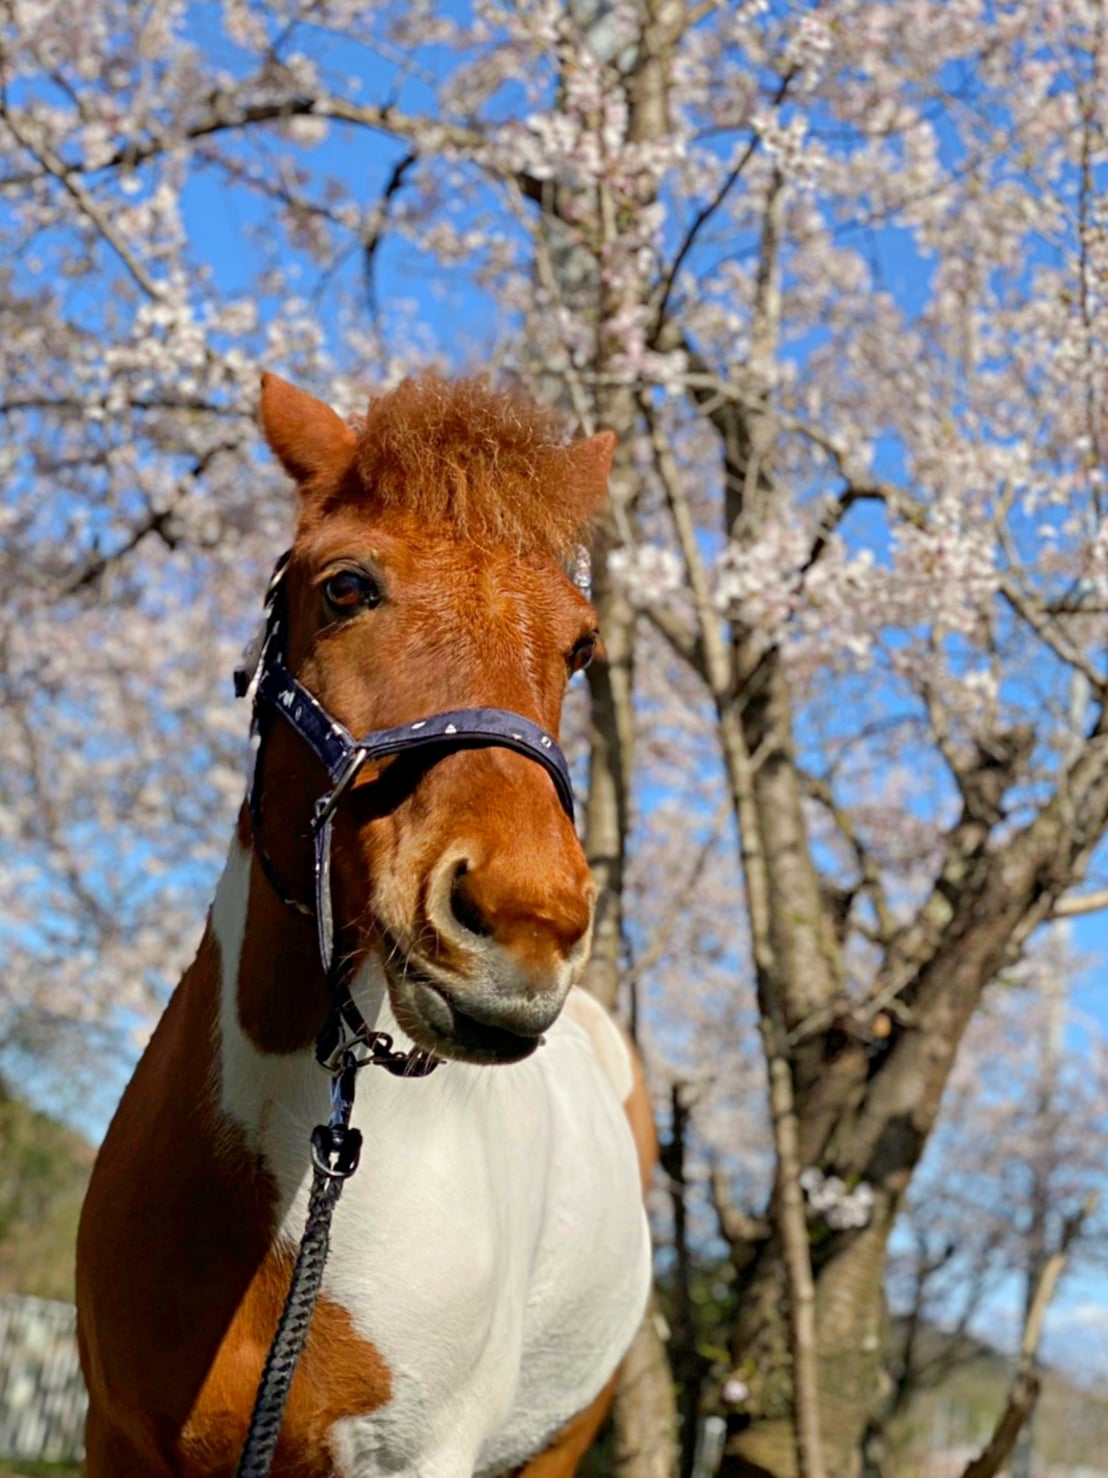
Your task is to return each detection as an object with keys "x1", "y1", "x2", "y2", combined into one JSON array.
[
  {"x1": 388, "y1": 962, "x2": 553, "y2": 1065},
  {"x1": 442, "y1": 854, "x2": 593, "y2": 975}
]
